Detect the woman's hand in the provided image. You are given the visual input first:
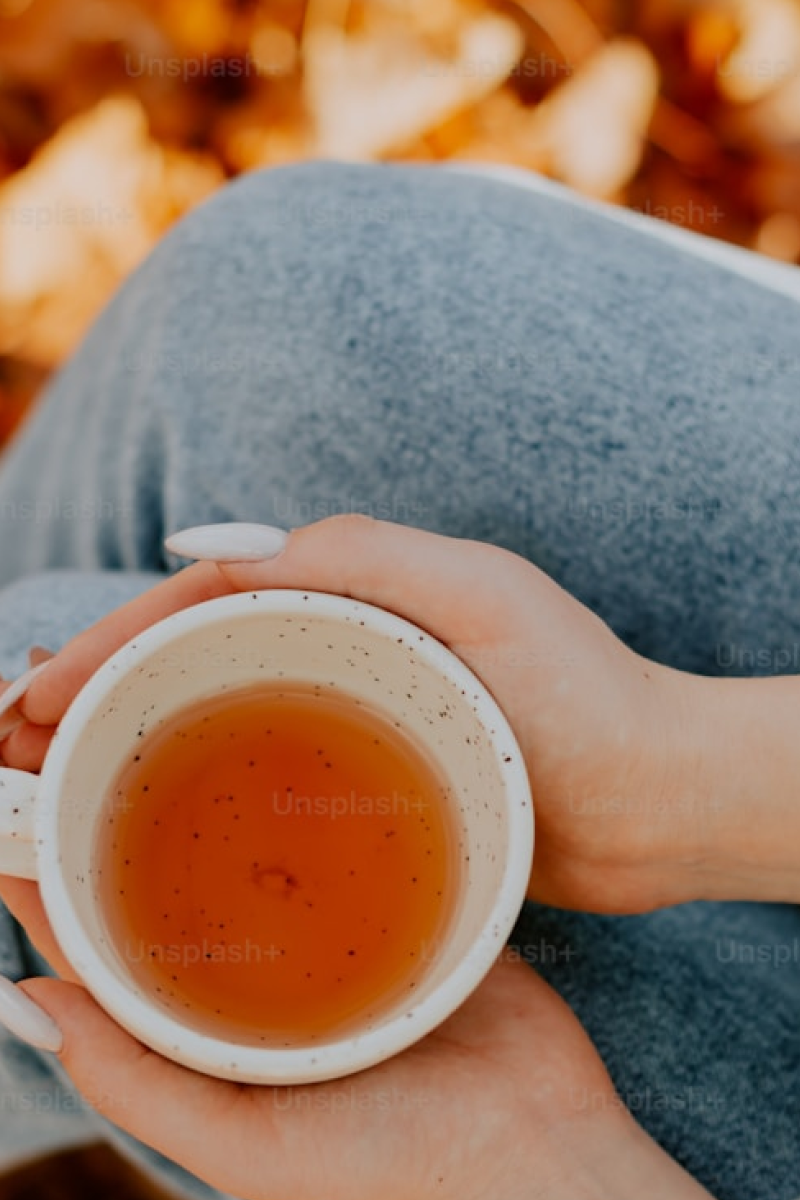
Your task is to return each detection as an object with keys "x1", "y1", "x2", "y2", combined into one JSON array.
[
  {"x1": 1, "y1": 516, "x2": 717, "y2": 914},
  {"x1": 0, "y1": 873, "x2": 712, "y2": 1200}
]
